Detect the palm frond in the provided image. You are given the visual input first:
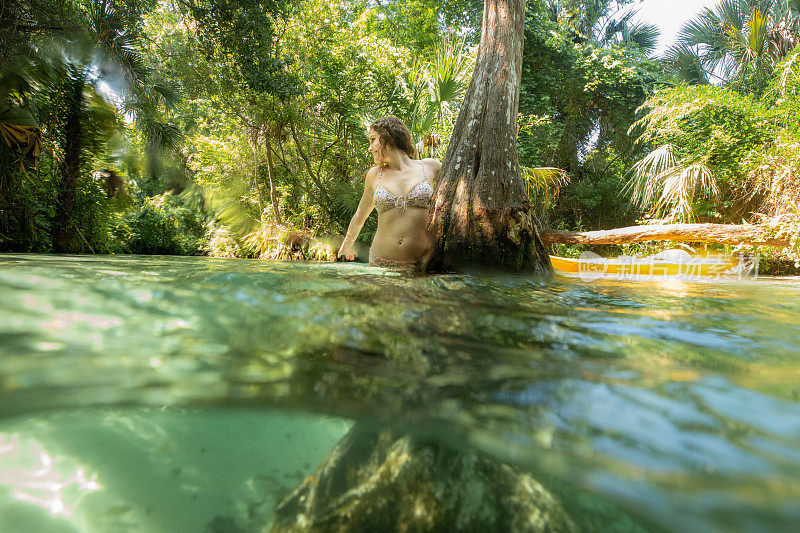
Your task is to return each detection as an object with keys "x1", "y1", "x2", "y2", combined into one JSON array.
[
  {"x1": 742, "y1": 7, "x2": 770, "y2": 68},
  {"x1": 676, "y1": 7, "x2": 724, "y2": 48},
  {"x1": 0, "y1": 105, "x2": 40, "y2": 148},
  {"x1": 654, "y1": 163, "x2": 718, "y2": 222},
  {"x1": 522, "y1": 167, "x2": 569, "y2": 196},
  {"x1": 603, "y1": 9, "x2": 638, "y2": 43},
  {"x1": 673, "y1": 0, "x2": 800, "y2": 85},
  {"x1": 149, "y1": 83, "x2": 182, "y2": 111},
  {"x1": 627, "y1": 143, "x2": 718, "y2": 223},
  {"x1": 428, "y1": 35, "x2": 474, "y2": 128},
  {"x1": 142, "y1": 119, "x2": 183, "y2": 156},
  {"x1": 717, "y1": 0, "x2": 749, "y2": 33},
  {"x1": 0, "y1": 71, "x2": 34, "y2": 102},
  {"x1": 597, "y1": 8, "x2": 660, "y2": 55},
  {"x1": 663, "y1": 45, "x2": 710, "y2": 84},
  {"x1": 402, "y1": 56, "x2": 432, "y2": 138},
  {"x1": 328, "y1": 180, "x2": 362, "y2": 223},
  {"x1": 675, "y1": 2, "x2": 740, "y2": 75},
  {"x1": 625, "y1": 22, "x2": 661, "y2": 55},
  {"x1": 626, "y1": 144, "x2": 678, "y2": 207}
]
